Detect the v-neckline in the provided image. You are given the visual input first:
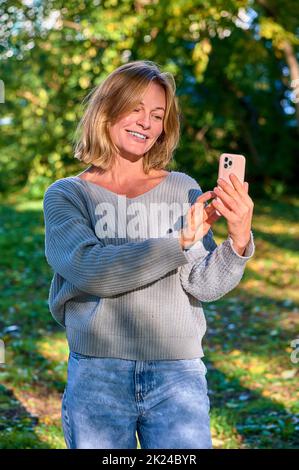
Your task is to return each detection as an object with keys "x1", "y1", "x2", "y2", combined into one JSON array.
[{"x1": 71, "y1": 171, "x2": 173, "y2": 201}]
